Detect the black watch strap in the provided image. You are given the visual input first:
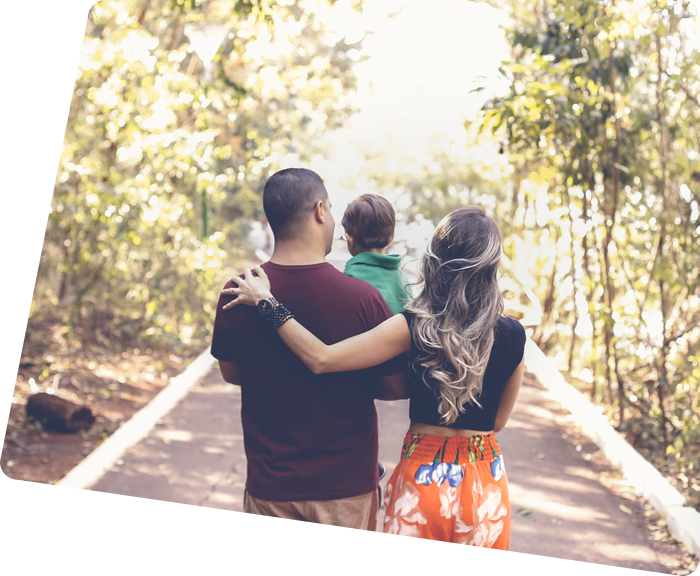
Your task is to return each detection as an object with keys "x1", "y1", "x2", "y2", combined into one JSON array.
[{"x1": 263, "y1": 303, "x2": 294, "y2": 330}]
